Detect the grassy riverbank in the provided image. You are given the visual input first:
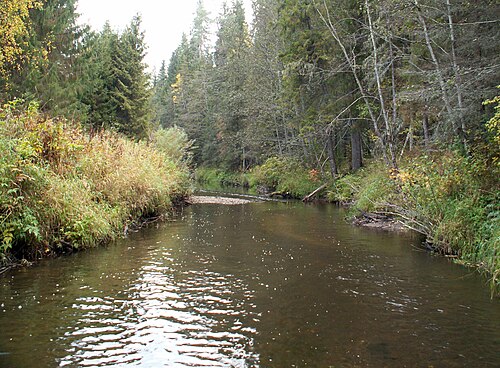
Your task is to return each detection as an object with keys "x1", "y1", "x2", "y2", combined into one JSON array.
[
  {"x1": 0, "y1": 104, "x2": 191, "y2": 263},
  {"x1": 328, "y1": 151, "x2": 499, "y2": 289}
]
